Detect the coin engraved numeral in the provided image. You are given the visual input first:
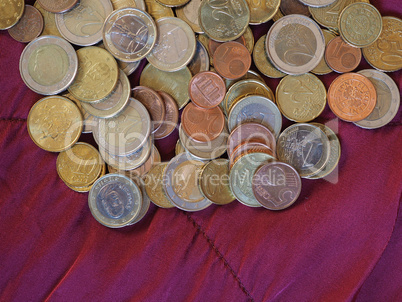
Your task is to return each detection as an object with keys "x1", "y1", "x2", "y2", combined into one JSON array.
[{"x1": 378, "y1": 39, "x2": 402, "y2": 65}]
